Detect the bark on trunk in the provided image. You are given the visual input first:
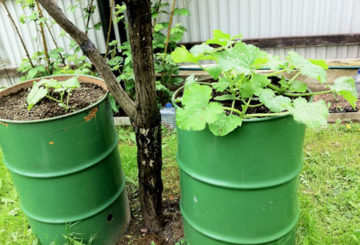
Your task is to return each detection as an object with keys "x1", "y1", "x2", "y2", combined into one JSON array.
[
  {"x1": 134, "y1": 124, "x2": 163, "y2": 232},
  {"x1": 124, "y1": 0, "x2": 164, "y2": 231}
]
